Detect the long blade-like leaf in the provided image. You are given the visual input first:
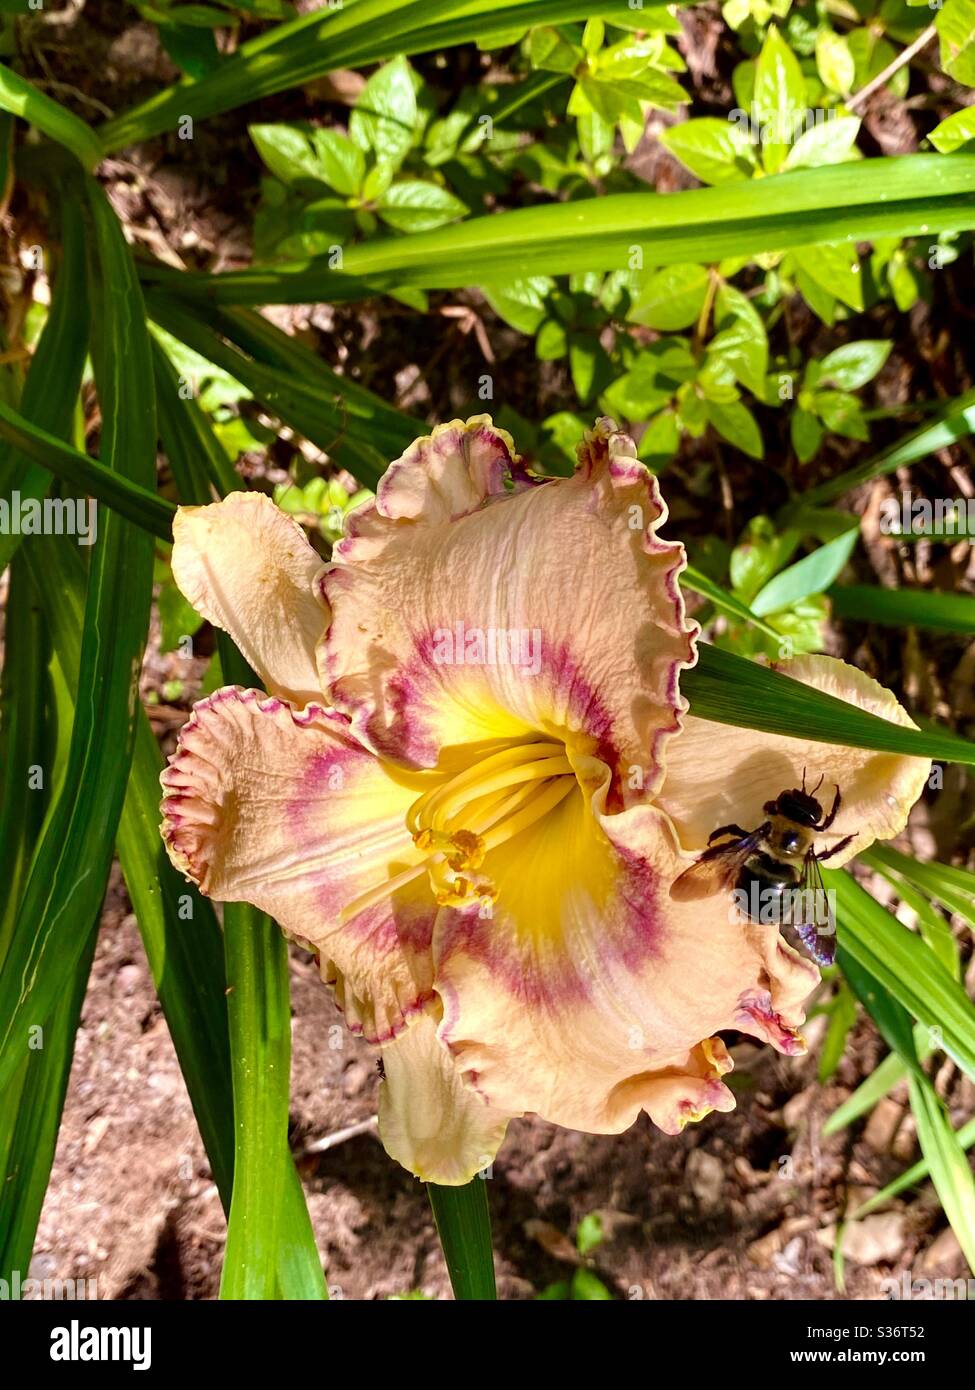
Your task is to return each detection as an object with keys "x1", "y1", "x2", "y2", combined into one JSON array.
[
  {"x1": 428, "y1": 1180, "x2": 497, "y2": 1301},
  {"x1": 139, "y1": 157, "x2": 975, "y2": 306}
]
